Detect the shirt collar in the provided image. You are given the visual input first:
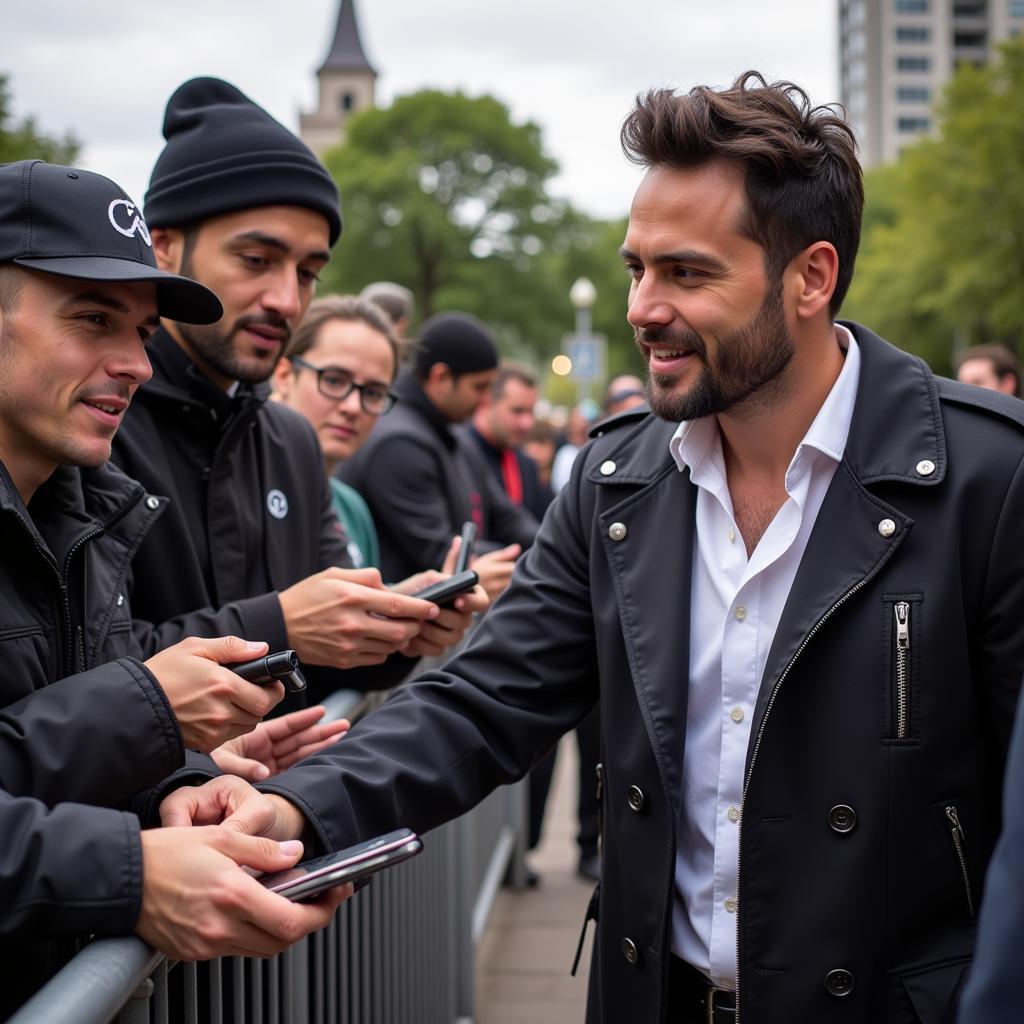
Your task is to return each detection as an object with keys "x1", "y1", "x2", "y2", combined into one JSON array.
[{"x1": 669, "y1": 324, "x2": 861, "y2": 490}]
